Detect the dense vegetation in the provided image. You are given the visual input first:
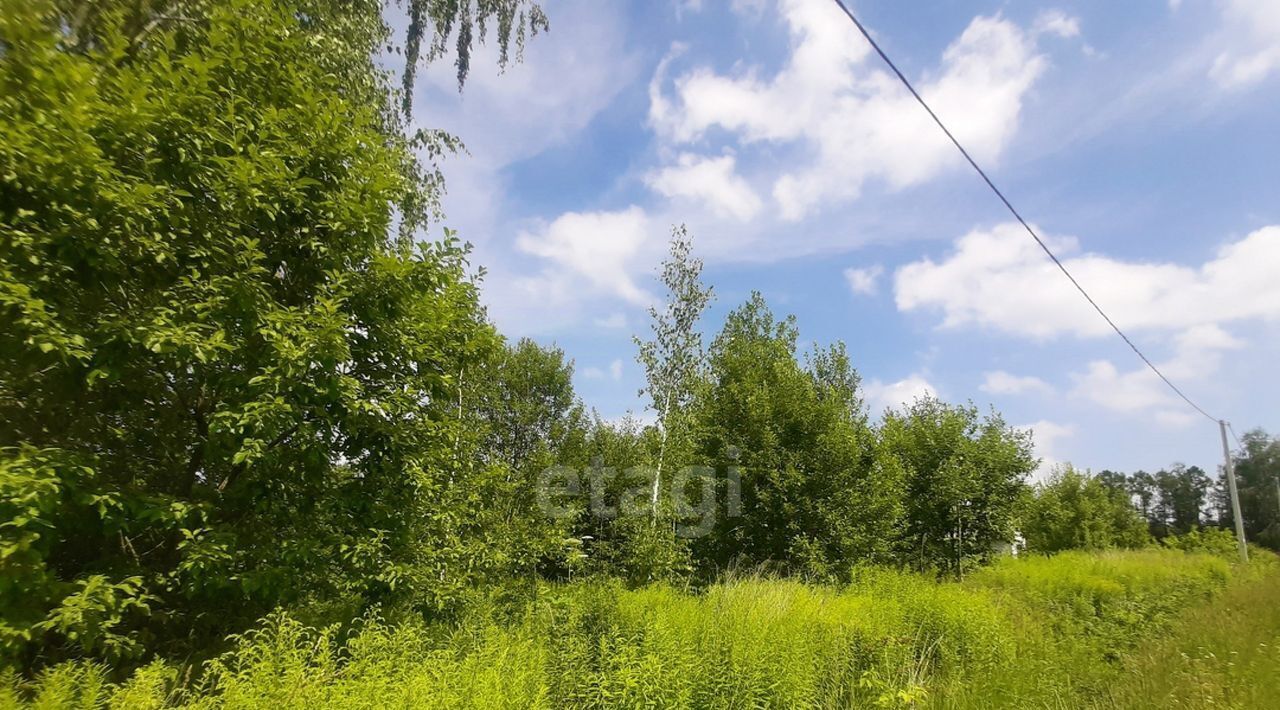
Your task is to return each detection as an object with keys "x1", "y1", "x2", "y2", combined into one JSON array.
[
  {"x1": 3, "y1": 547, "x2": 1272, "y2": 708},
  {"x1": 2, "y1": 0, "x2": 1279, "y2": 706}
]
